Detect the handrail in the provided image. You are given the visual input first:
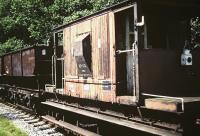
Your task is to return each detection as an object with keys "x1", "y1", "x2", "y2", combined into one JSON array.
[
  {"x1": 45, "y1": 84, "x2": 56, "y2": 87},
  {"x1": 116, "y1": 49, "x2": 133, "y2": 54}
]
